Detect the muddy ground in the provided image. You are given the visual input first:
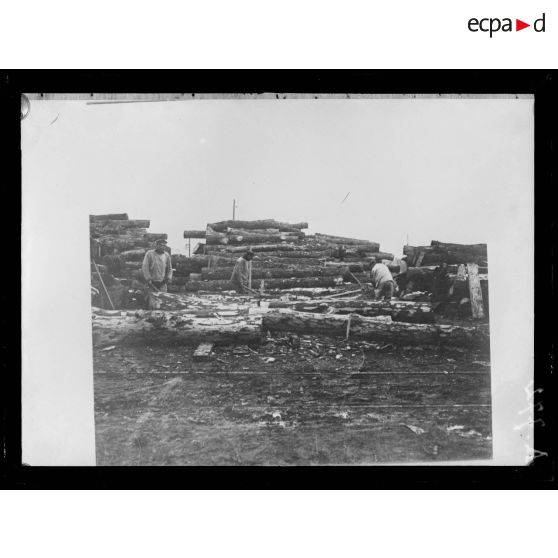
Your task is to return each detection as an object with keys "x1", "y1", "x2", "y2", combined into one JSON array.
[{"x1": 93, "y1": 334, "x2": 491, "y2": 465}]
